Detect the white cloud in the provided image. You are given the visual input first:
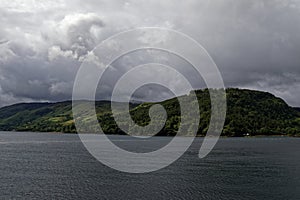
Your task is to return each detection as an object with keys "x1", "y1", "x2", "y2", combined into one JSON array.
[
  {"x1": 0, "y1": 0, "x2": 300, "y2": 107},
  {"x1": 48, "y1": 46, "x2": 77, "y2": 61}
]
